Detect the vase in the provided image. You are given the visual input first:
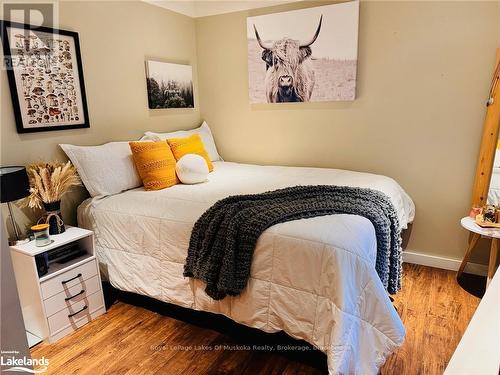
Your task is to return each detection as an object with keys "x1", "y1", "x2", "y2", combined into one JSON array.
[{"x1": 42, "y1": 201, "x2": 65, "y2": 235}]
